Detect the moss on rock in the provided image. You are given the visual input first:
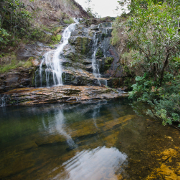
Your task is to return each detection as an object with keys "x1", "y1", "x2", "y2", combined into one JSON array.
[
  {"x1": 69, "y1": 37, "x2": 93, "y2": 57},
  {"x1": 96, "y1": 48, "x2": 104, "y2": 59}
]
